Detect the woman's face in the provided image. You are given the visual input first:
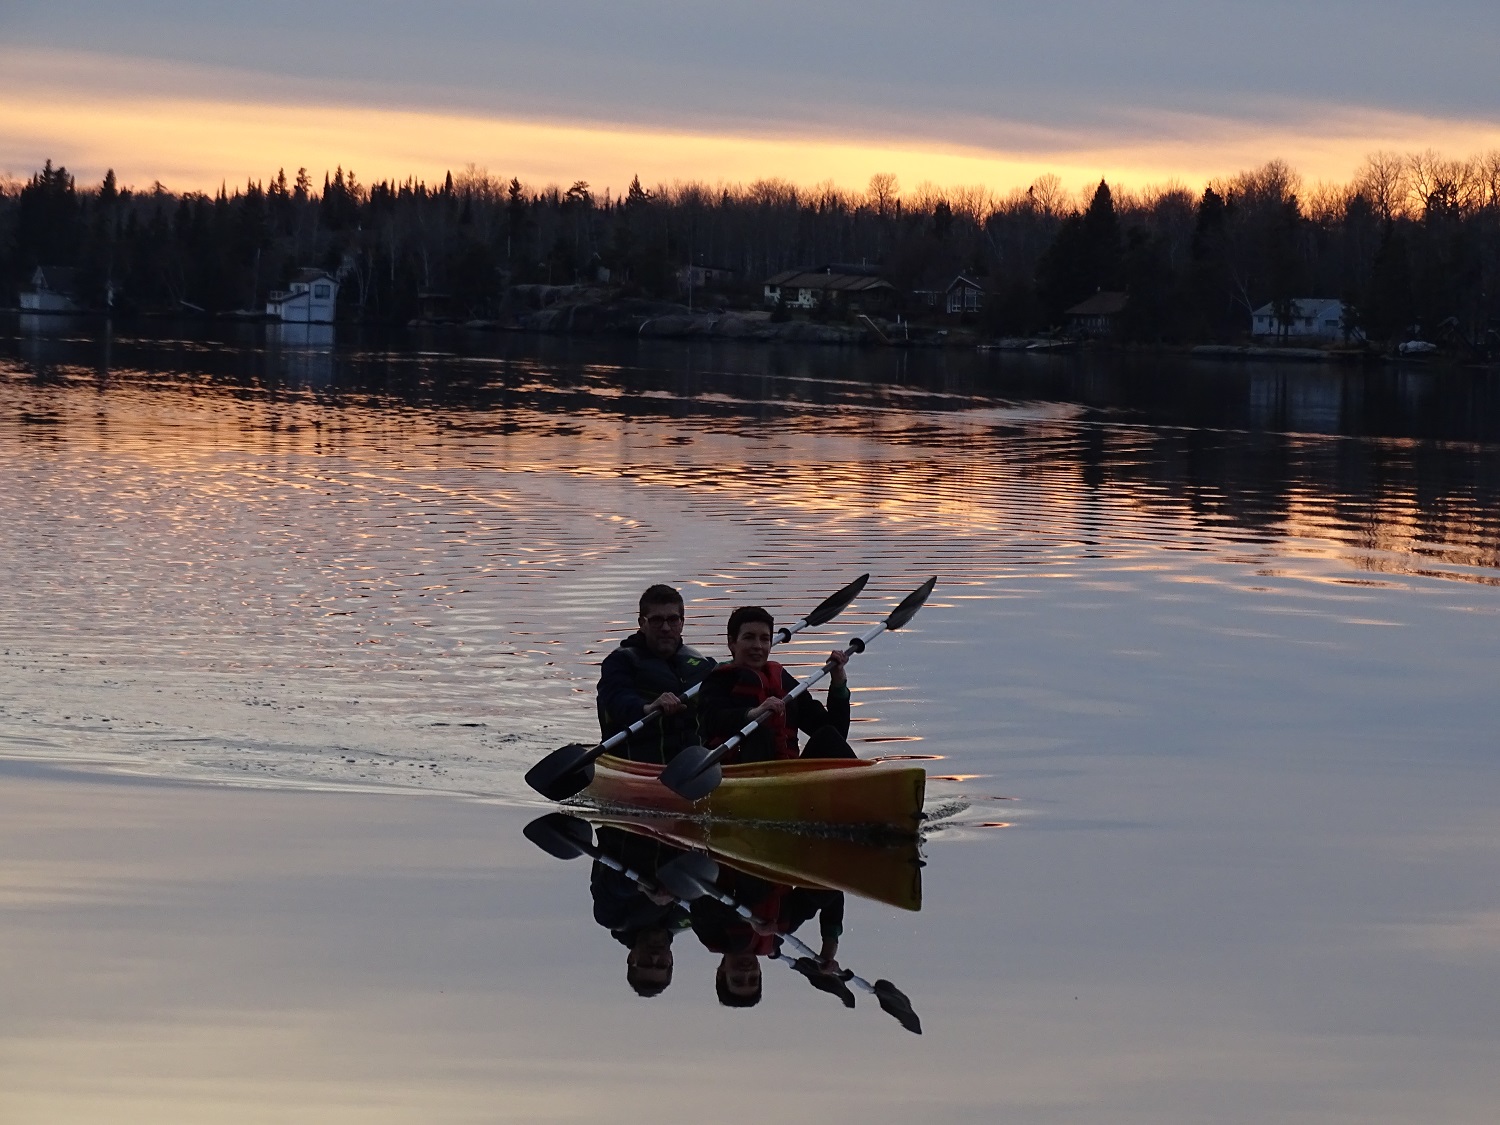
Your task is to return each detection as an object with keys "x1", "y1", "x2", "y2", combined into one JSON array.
[{"x1": 728, "y1": 621, "x2": 774, "y2": 669}]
